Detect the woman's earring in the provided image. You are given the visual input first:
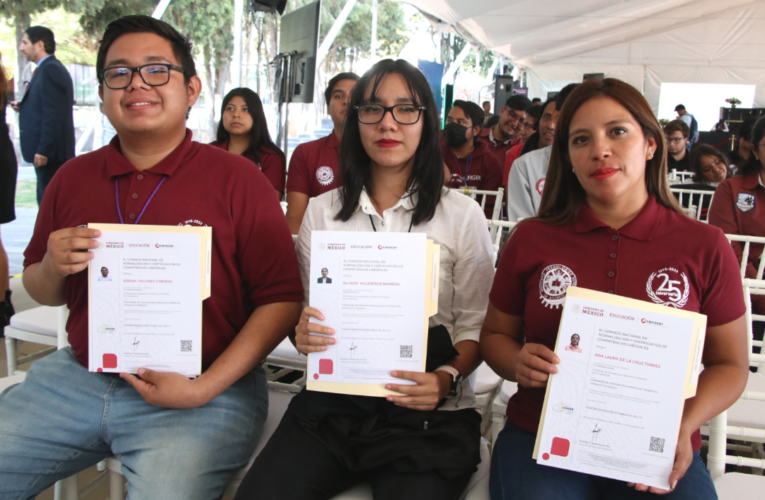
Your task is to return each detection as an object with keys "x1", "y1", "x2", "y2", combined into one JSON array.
[{"x1": 648, "y1": 152, "x2": 655, "y2": 159}]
